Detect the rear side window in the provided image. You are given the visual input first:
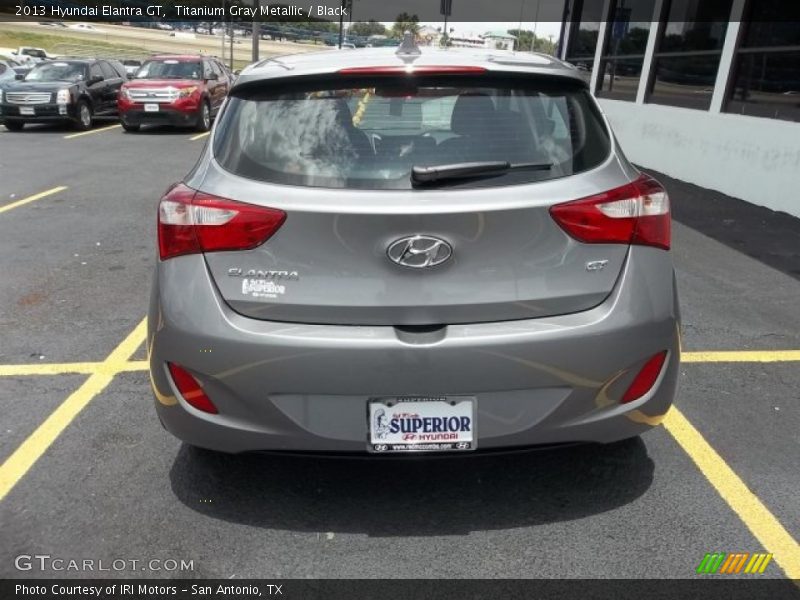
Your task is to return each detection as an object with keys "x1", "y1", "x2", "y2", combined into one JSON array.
[
  {"x1": 214, "y1": 76, "x2": 610, "y2": 190},
  {"x1": 99, "y1": 62, "x2": 117, "y2": 80},
  {"x1": 109, "y1": 60, "x2": 127, "y2": 78}
]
